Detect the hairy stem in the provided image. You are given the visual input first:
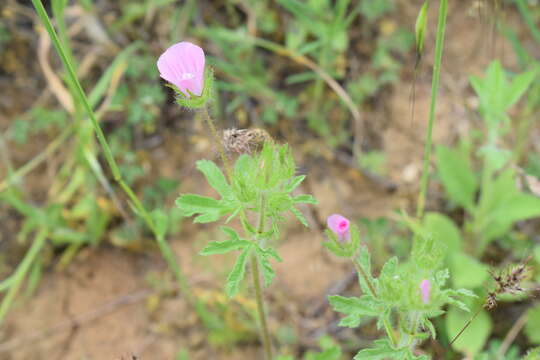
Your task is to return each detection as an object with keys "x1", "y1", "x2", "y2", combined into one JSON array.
[
  {"x1": 251, "y1": 256, "x2": 273, "y2": 360},
  {"x1": 353, "y1": 258, "x2": 397, "y2": 346},
  {"x1": 201, "y1": 107, "x2": 232, "y2": 181},
  {"x1": 251, "y1": 193, "x2": 273, "y2": 359},
  {"x1": 352, "y1": 259, "x2": 377, "y2": 297}
]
